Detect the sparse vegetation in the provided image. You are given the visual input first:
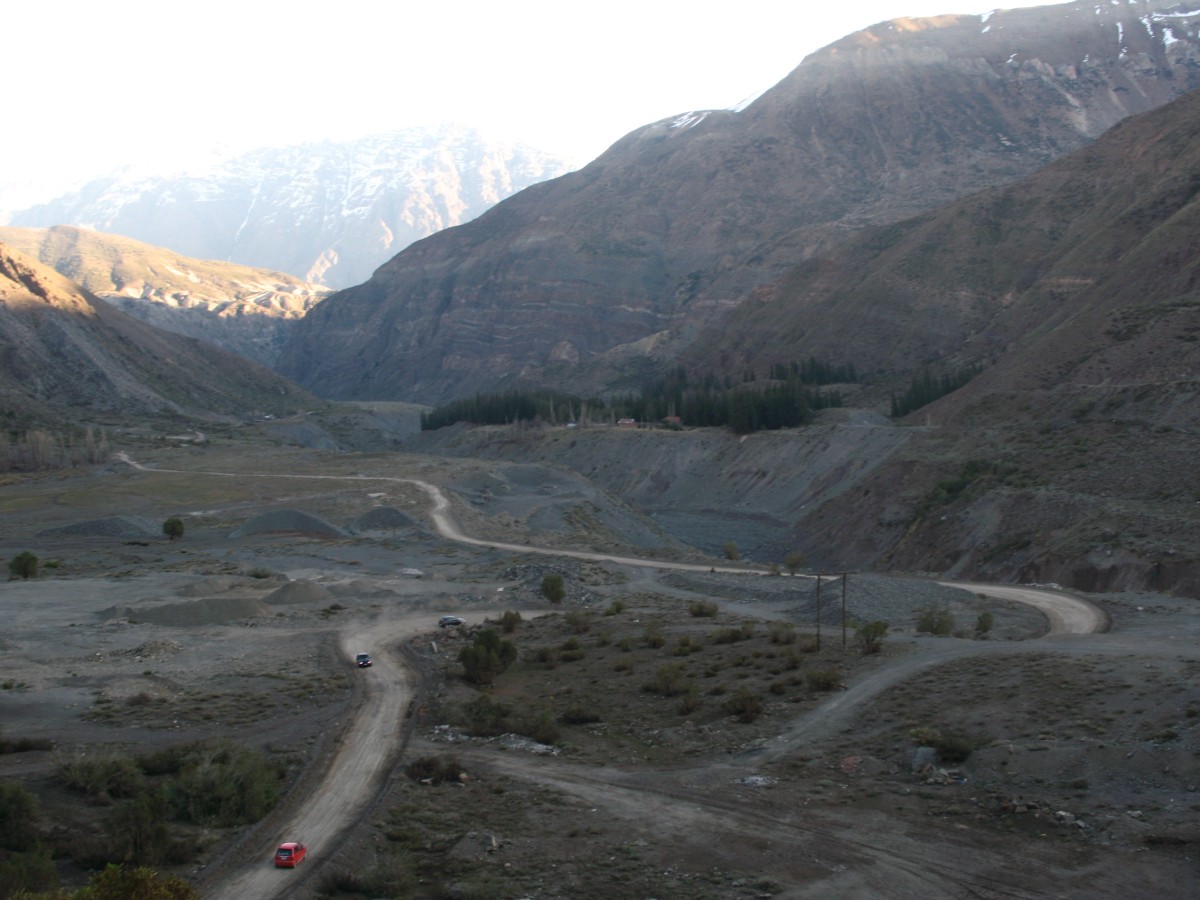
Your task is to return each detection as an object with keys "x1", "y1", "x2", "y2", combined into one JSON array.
[{"x1": 689, "y1": 599, "x2": 718, "y2": 617}]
